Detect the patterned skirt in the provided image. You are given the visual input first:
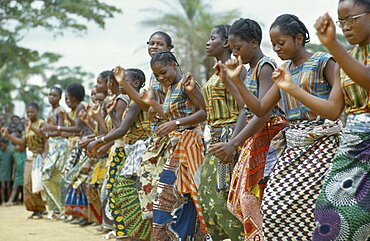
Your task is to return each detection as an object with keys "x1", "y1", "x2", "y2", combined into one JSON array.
[
  {"x1": 228, "y1": 116, "x2": 286, "y2": 240},
  {"x1": 261, "y1": 119, "x2": 340, "y2": 240},
  {"x1": 198, "y1": 124, "x2": 244, "y2": 241},
  {"x1": 313, "y1": 114, "x2": 370, "y2": 240},
  {"x1": 153, "y1": 129, "x2": 204, "y2": 240}
]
